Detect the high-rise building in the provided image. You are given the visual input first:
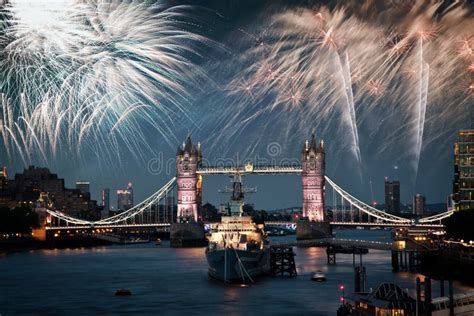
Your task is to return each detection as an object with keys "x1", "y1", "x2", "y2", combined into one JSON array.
[
  {"x1": 413, "y1": 194, "x2": 426, "y2": 216},
  {"x1": 117, "y1": 182, "x2": 133, "y2": 211},
  {"x1": 0, "y1": 166, "x2": 7, "y2": 190},
  {"x1": 100, "y1": 188, "x2": 110, "y2": 219},
  {"x1": 101, "y1": 188, "x2": 110, "y2": 210},
  {"x1": 384, "y1": 178, "x2": 400, "y2": 214},
  {"x1": 453, "y1": 130, "x2": 474, "y2": 211},
  {"x1": 76, "y1": 181, "x2": 90, "y2": 194}
]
